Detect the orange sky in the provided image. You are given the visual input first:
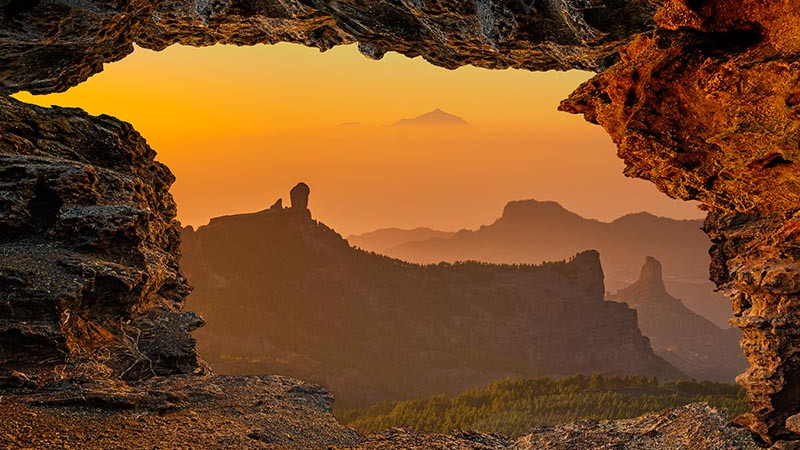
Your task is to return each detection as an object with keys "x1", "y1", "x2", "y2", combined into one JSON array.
[{"x1": 14, "y1": 43, "x2": 705, "y2": 235}]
